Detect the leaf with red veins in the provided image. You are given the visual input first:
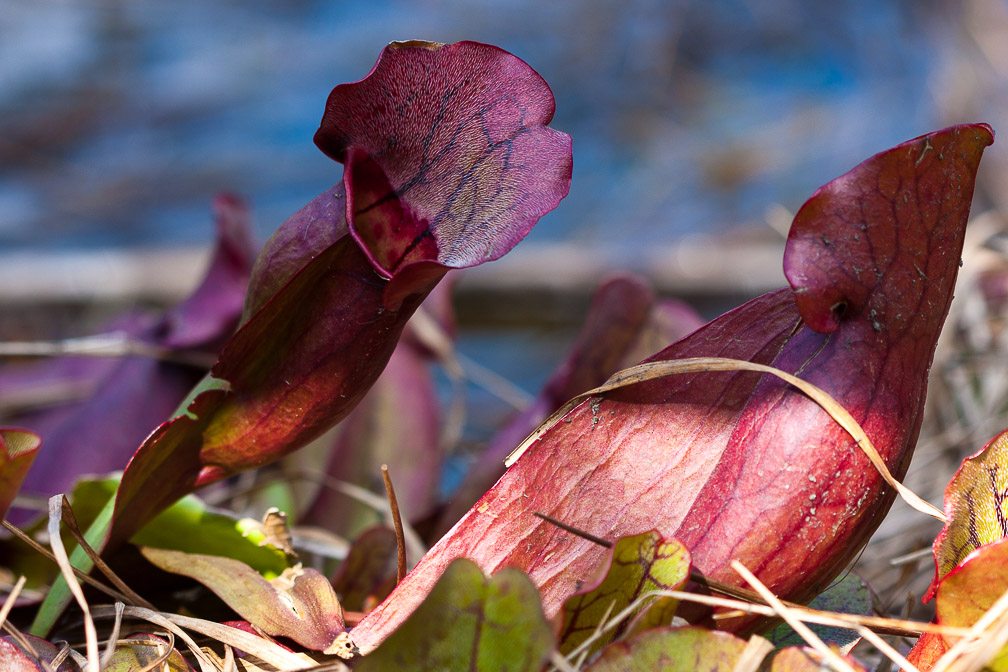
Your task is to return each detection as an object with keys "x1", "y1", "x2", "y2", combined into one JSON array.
[
  {"x1": 934, "y1": 538, "x2": 1008, "y2": 665},
  {"x1": 108, "y1": 41, "x2": 570, "y2": 546},
  {"x1": 0, "y1": 428, "x2": 40, "y2": 522},
  {"x1": 925, "y1": 428, "x2": 1008, "y2": 601},
  {"x1": 920, "y1": 429, "x2": 1008, "y2": 662},
  {"x1": 557, "y1": 531, "x2": 691, "y2": 658},
  {"x1": 351, "y1": 124, "x2": 992, "y2": 652},
  {"x1": 315, "y1": 40, "x2": 573, "y2": 306}
]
